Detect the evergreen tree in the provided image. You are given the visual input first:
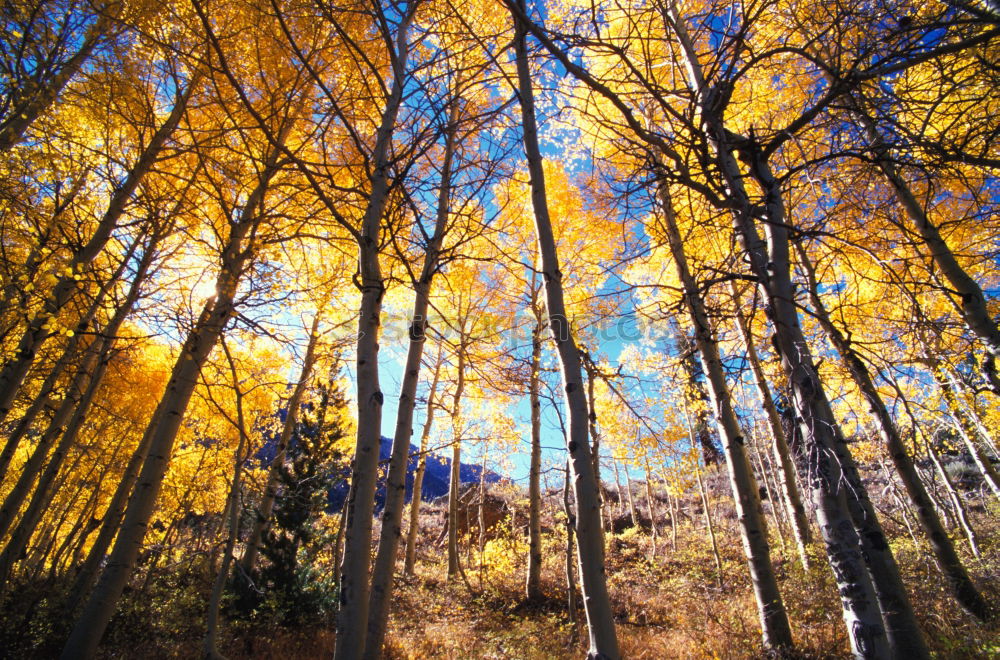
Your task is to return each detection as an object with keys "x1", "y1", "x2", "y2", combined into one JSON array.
[{"x1": 236, "y1": 371, "x2": 348, "y2": 625}]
